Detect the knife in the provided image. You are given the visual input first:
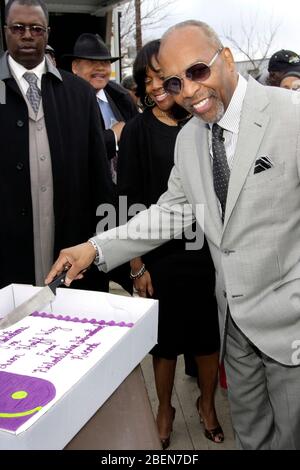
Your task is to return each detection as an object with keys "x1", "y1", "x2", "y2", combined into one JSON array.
[{"x1": 0, "y1": 272, "x2": 66, "y2": 330}]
